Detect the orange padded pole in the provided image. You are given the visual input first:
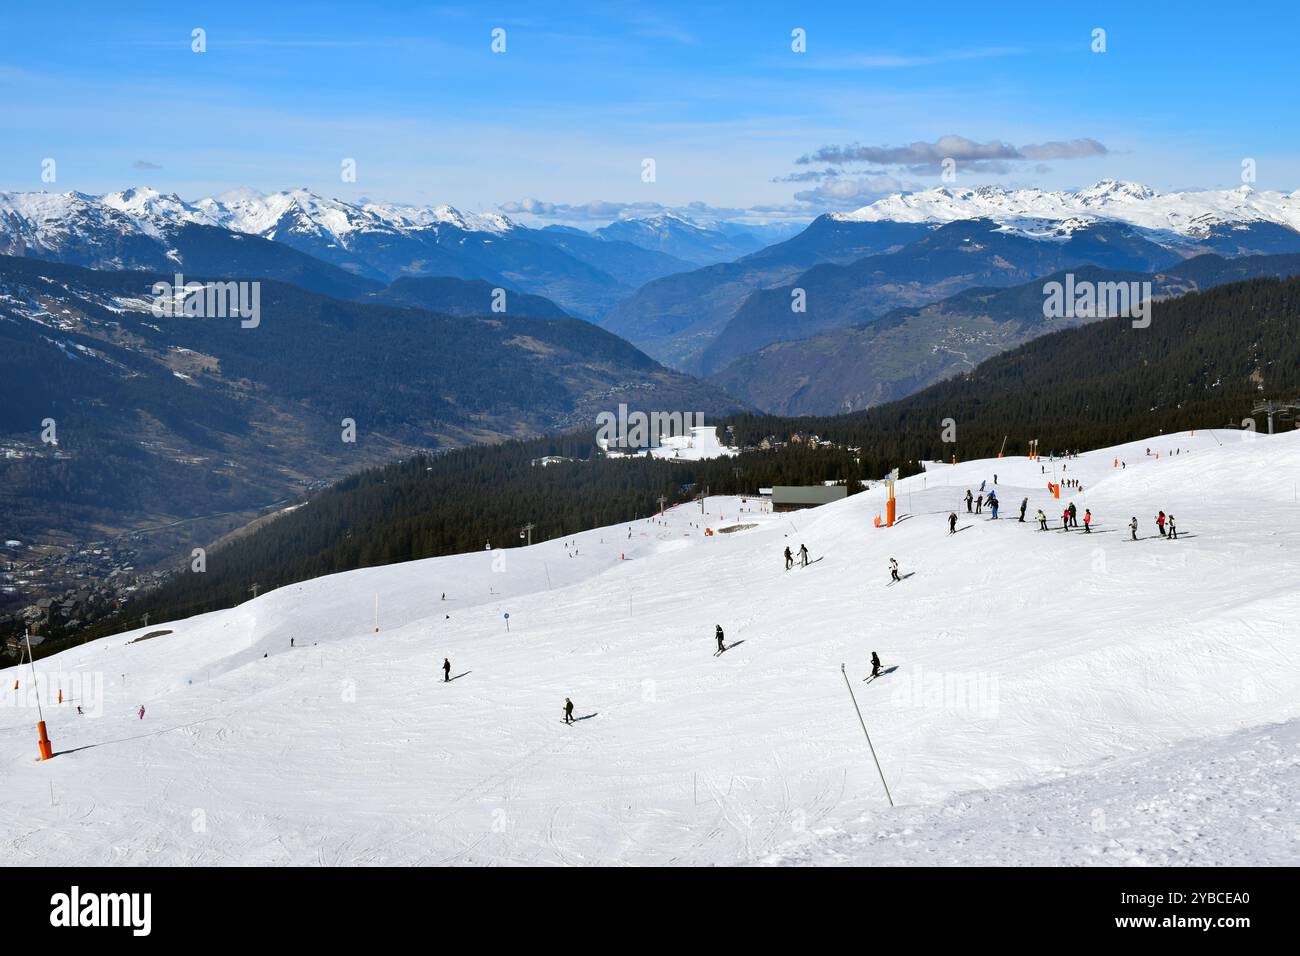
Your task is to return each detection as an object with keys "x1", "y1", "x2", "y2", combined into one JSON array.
[{"x1": 36, "y1": 721, "x2": 52, "y2": 761}]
